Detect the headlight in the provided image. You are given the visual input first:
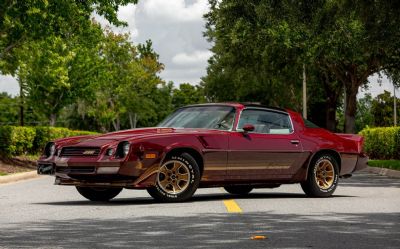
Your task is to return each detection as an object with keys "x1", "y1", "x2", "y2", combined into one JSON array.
[
  {"x1": 123, "y1": 143, "x2": 130, "y2": 156},
  {"x1": 45, "y1": 142, "x2": 55, "y2": 158},
  {"x1": 106, "y1": 148, "x2": 114, "y2": 156},
  {"x1": 116, "y1": 141, "x2": 130, "y2": 158}
]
